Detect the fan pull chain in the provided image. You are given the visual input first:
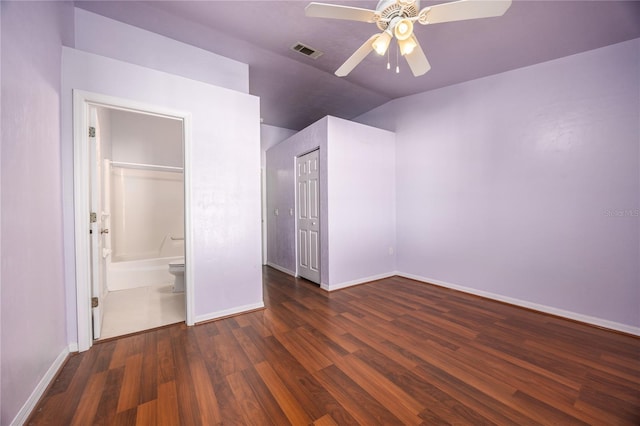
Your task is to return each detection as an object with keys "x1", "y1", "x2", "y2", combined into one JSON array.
[
  {"x1": 386, "y1": 46, "x2": 390, "y2": 70},
  {"x1": 396, "y1": 42, "x2": 400, "y2": 73}
]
